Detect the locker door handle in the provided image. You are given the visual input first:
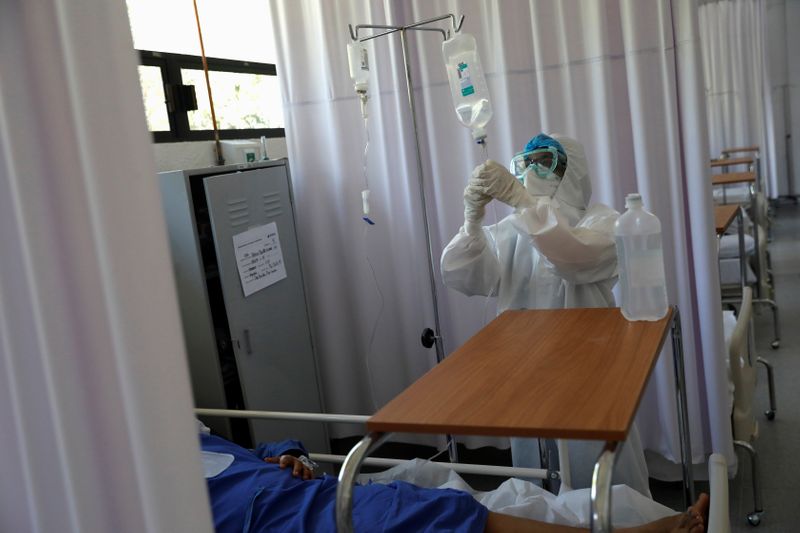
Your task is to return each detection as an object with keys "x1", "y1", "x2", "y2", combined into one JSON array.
[{"x1": 242, "y1": 329, "x2": 253, "y2": 355}]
